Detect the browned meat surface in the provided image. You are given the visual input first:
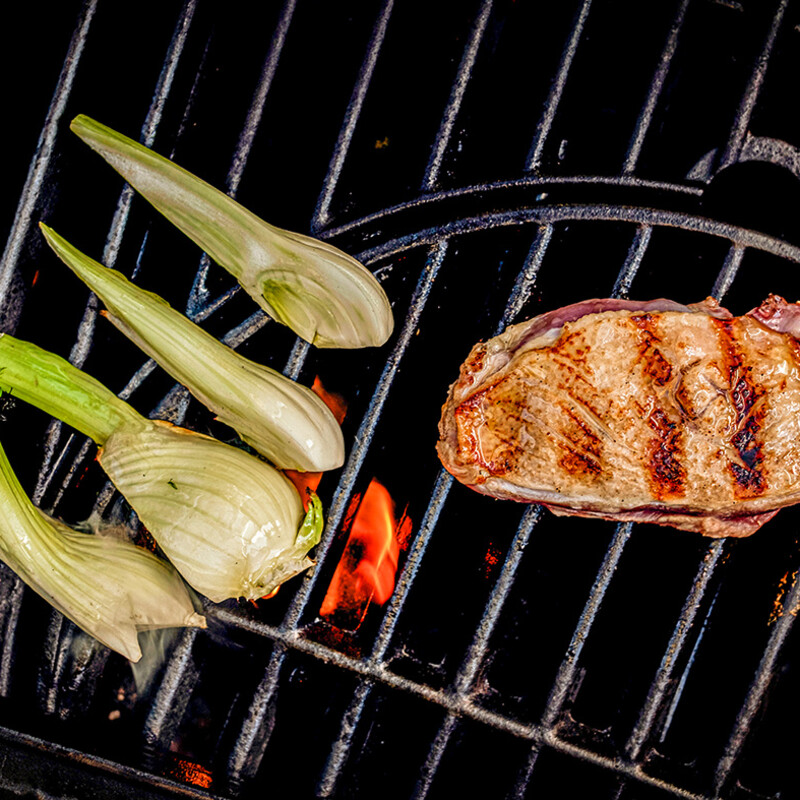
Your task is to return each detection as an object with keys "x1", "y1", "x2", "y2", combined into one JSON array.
[{"x1": 437, "y1": 296, "x2": 800, "y2": 536}]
